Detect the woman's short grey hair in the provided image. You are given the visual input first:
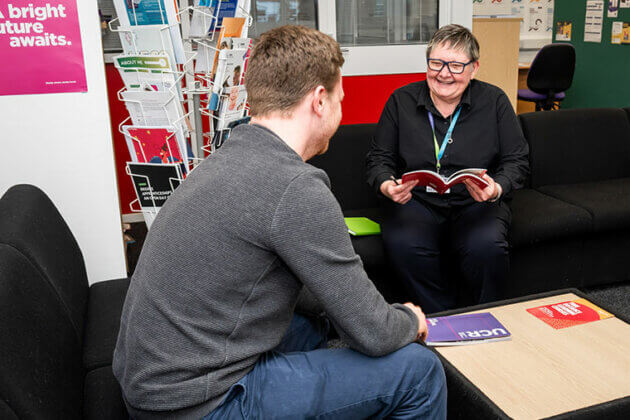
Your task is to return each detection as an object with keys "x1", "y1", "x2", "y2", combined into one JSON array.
[{"x1": 426, "y1": 24, "x2": 480, "y2": 62}]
